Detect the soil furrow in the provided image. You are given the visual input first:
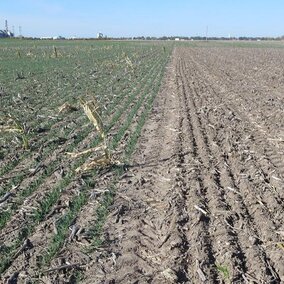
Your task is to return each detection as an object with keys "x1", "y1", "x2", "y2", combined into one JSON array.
[
  {"x1": 188, "y1": 48, "x2": 284, "y2": 181},
  {"x1": 176, "y1": 57, "x2": 220, "y2": 283},
  {"x1": 178, "y1": 56, "x2": 250, "y2": 283},
  {"x1": 181, "y1": 49, "x2": 283, "y2": 282}
]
